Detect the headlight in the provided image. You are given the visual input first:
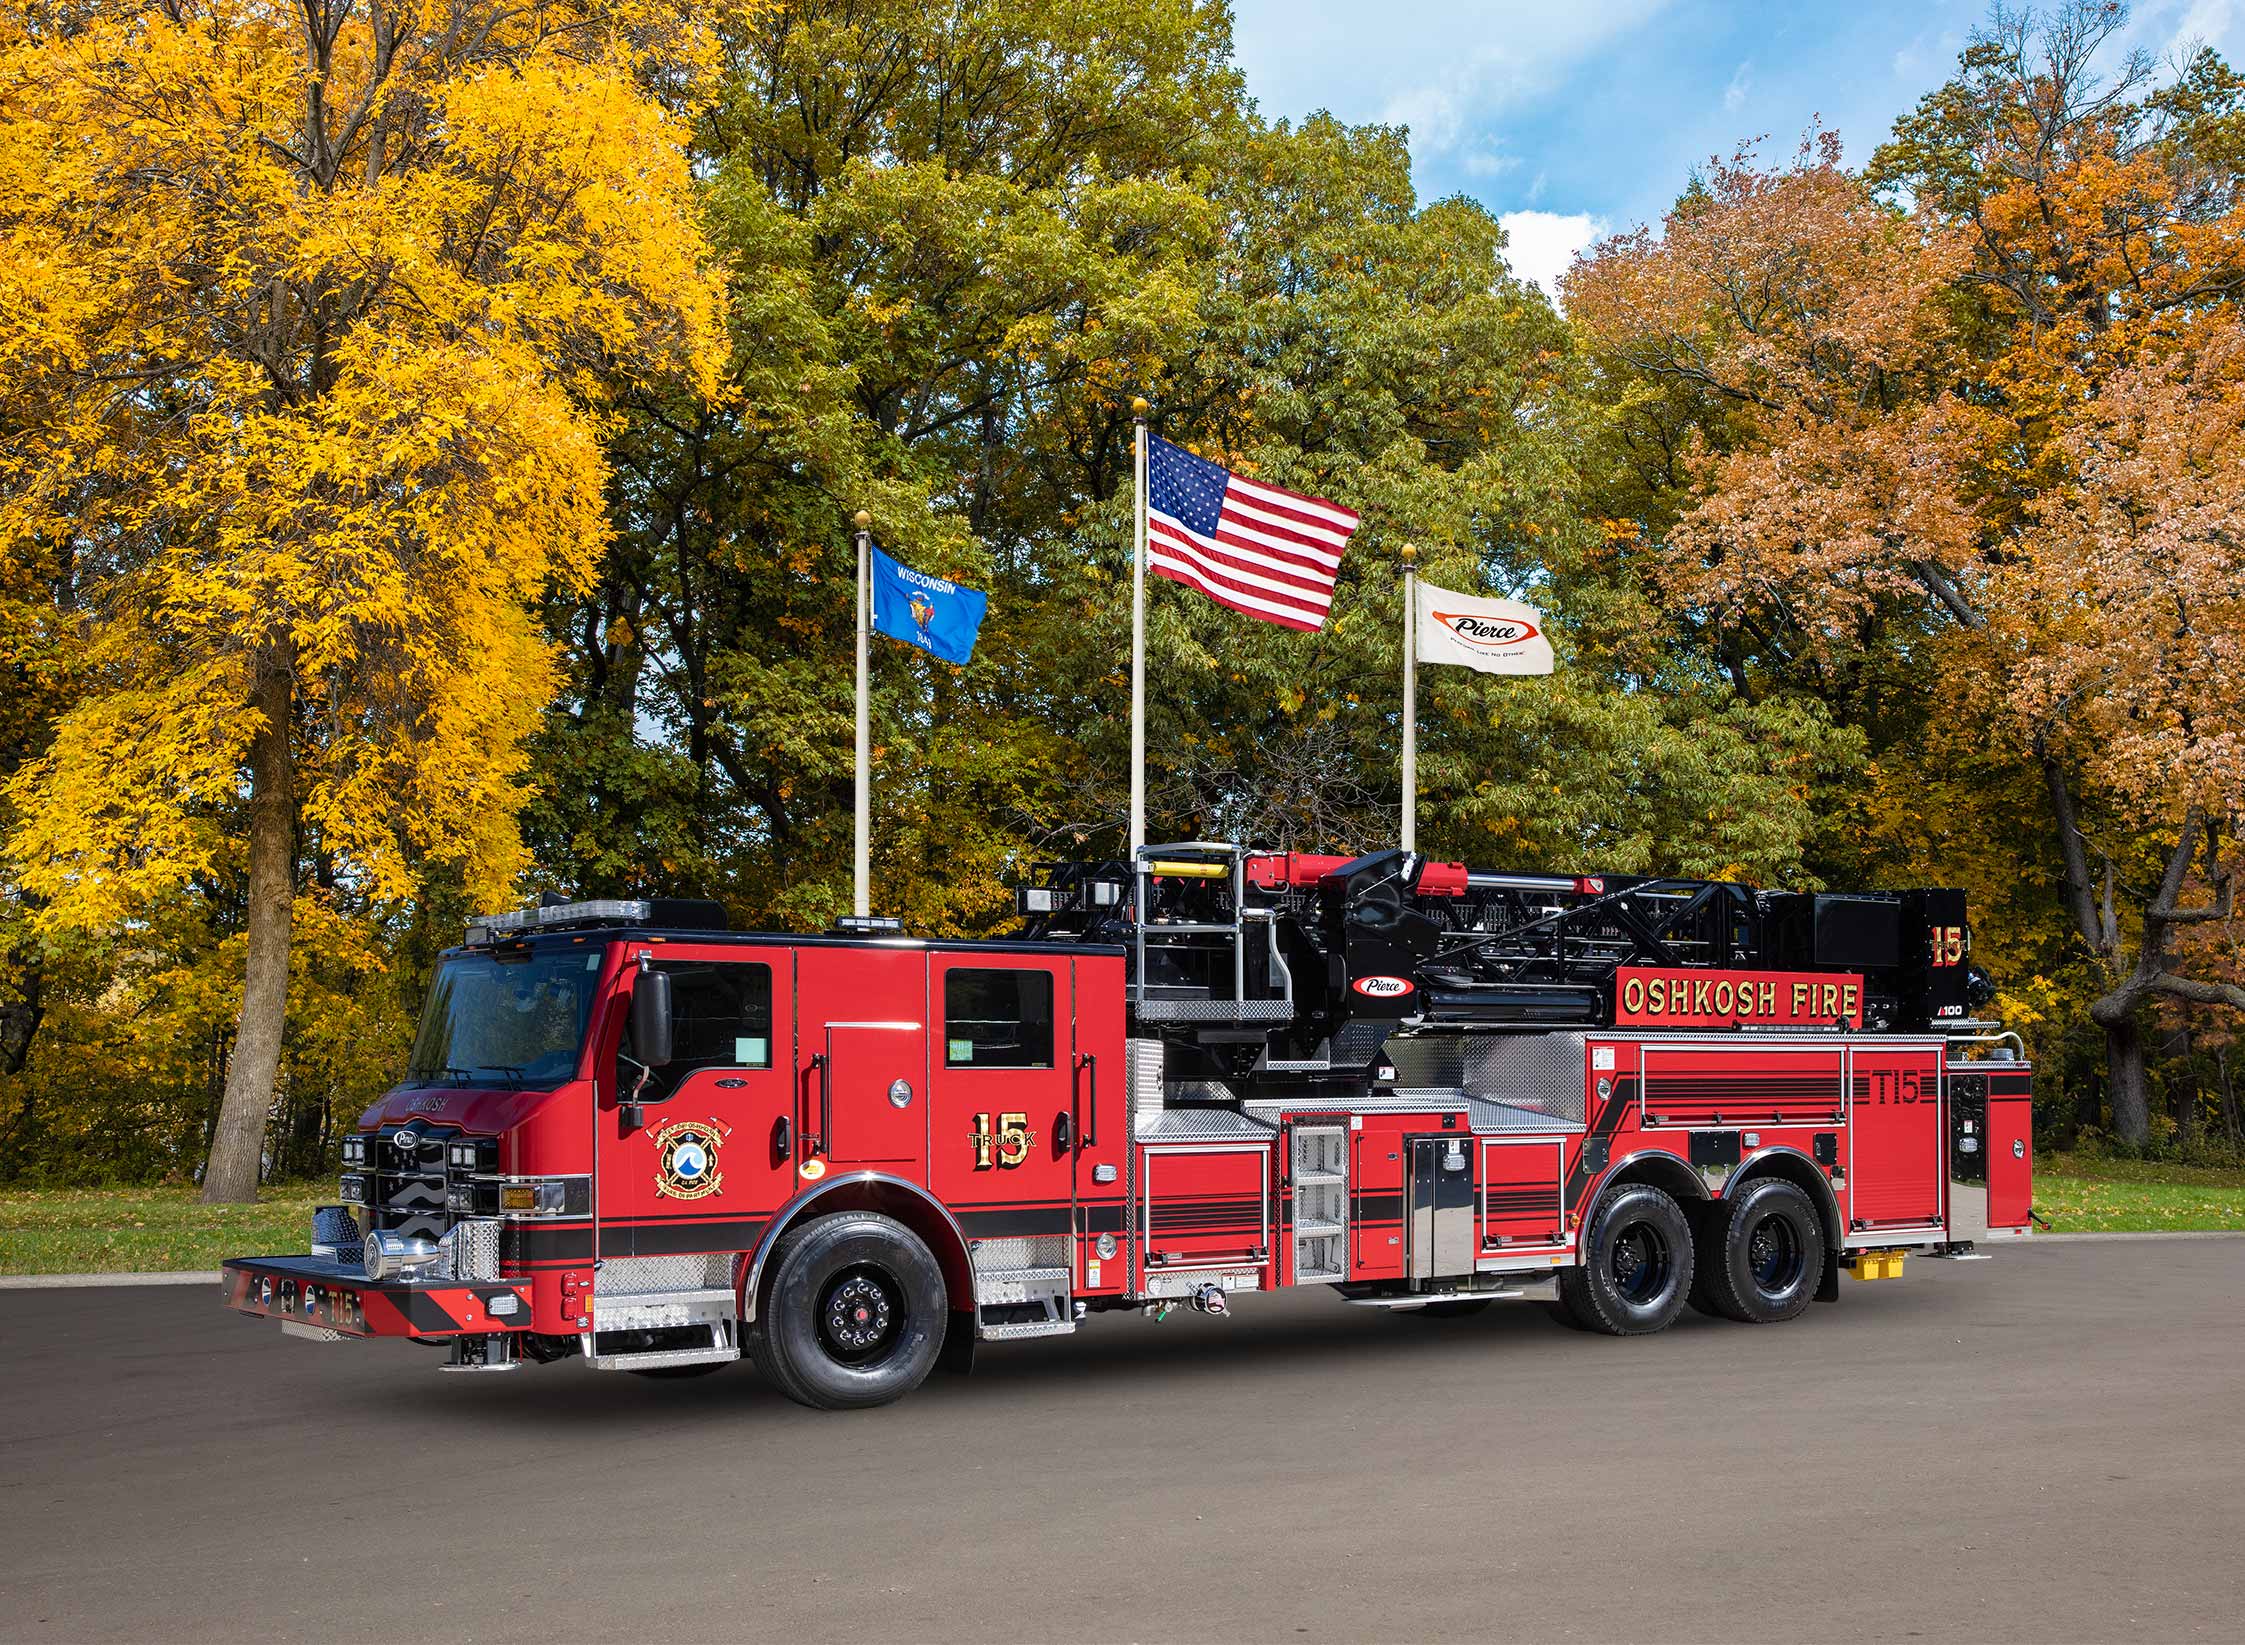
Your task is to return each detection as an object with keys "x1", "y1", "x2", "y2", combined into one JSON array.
[
  {"x1": 445, "y1": 1137, "x2": 499, "y2": 1173},
  {"x1": 341, "y1": 1136, "x2": 367, "y2": 1165},
  {"x1": 337, "y1": 1173, "x2": 369, "y2": 1204}
]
